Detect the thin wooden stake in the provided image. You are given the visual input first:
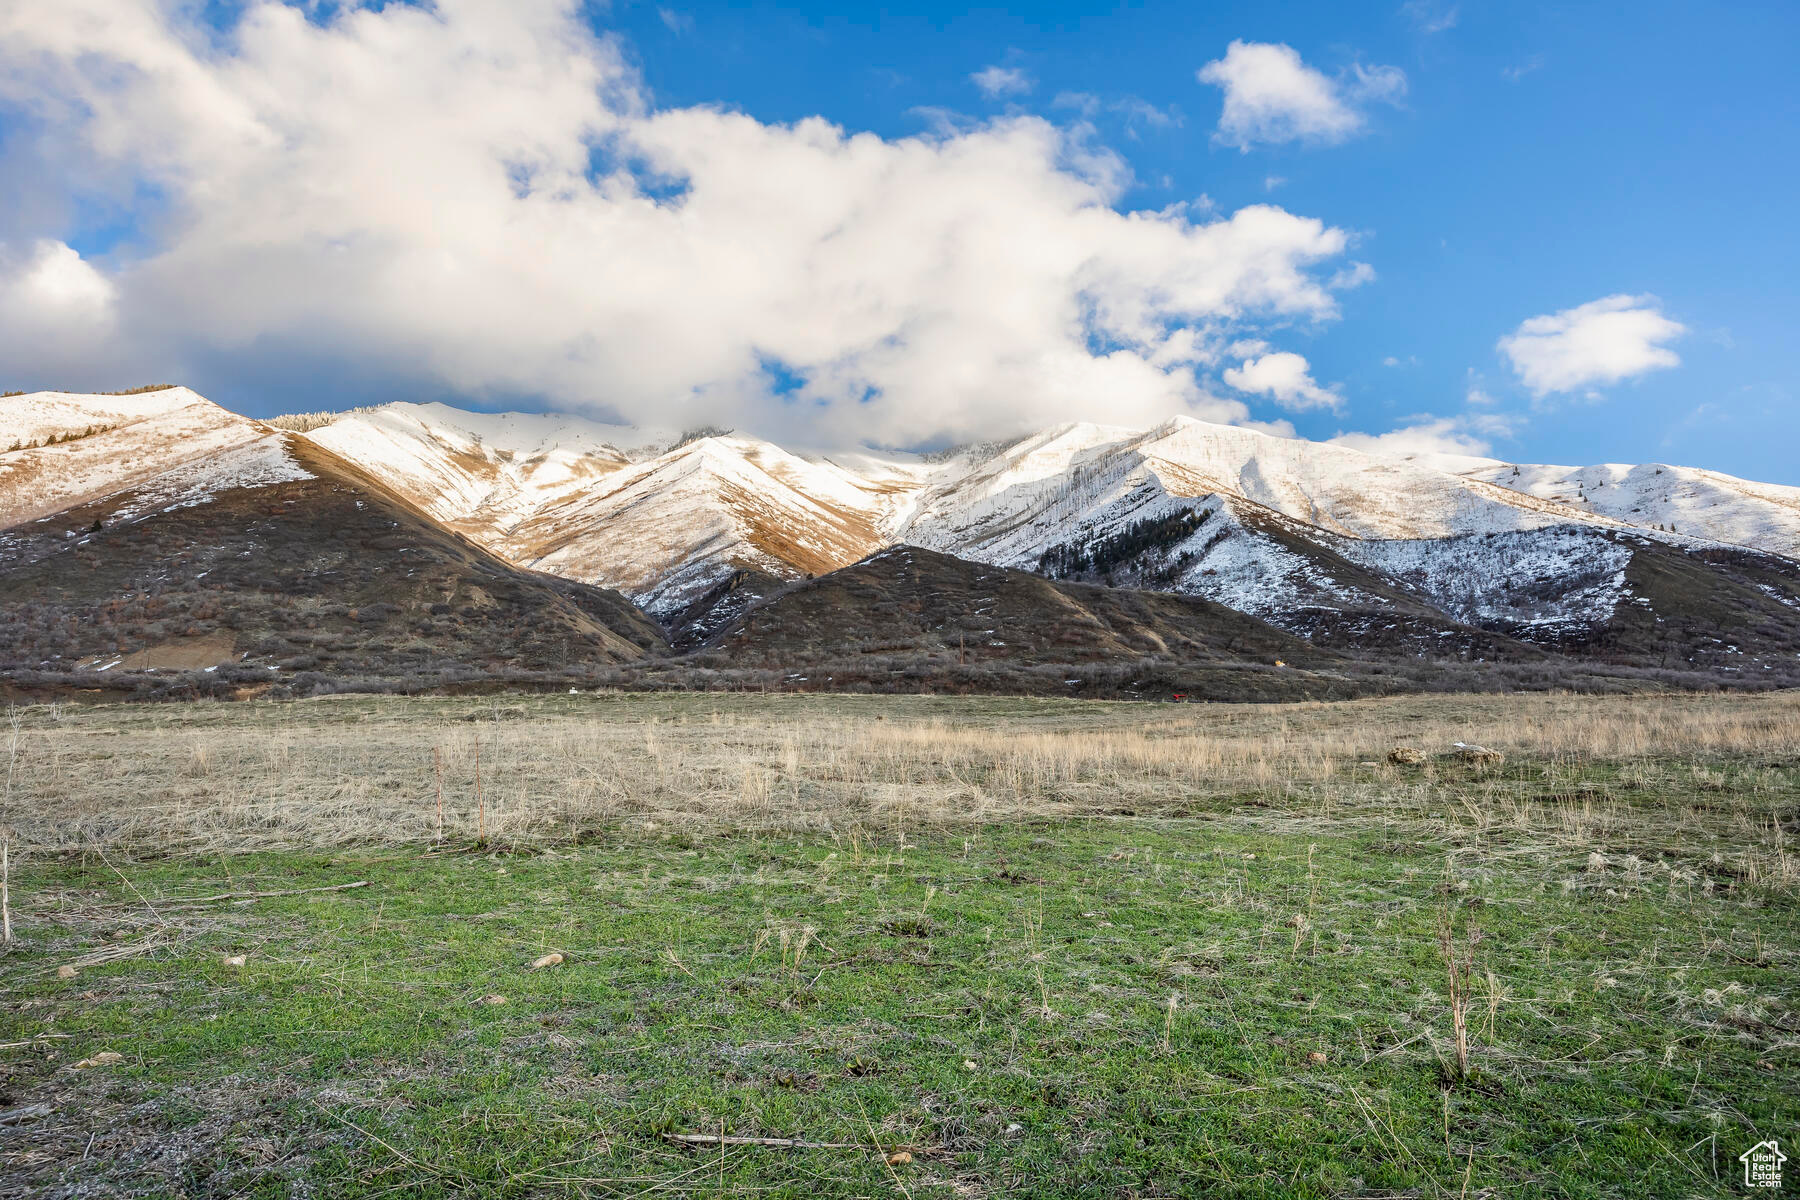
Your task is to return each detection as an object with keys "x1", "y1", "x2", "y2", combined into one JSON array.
[
  {"x1": 2, "y1": 841, "x2": 11, "y2": 946},
  {"x1": 432, "y1": 746, "x2": 445, "y2": 843},
  {"x1": 474, "y1": 740, "x2": 484, "y2": 844}
]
